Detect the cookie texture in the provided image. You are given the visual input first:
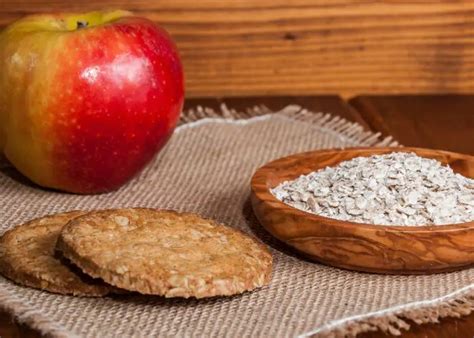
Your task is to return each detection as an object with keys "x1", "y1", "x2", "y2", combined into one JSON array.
[
  {"x1": 0, "y1": 211, "x2": 112, "y2": 297},
  {"x1": 57, "y1": 208, "x2": 273, "y2": 298}
]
